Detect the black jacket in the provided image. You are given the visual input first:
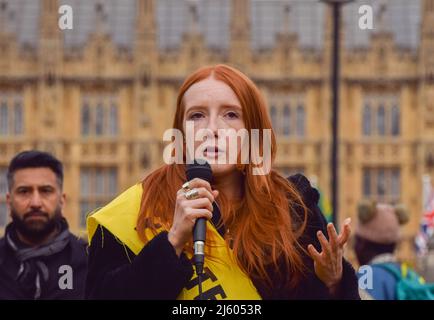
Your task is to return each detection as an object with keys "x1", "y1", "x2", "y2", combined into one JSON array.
[
  {"x1": 0, "y1": 220, "x2": 88, "y2": 300},
  {"x1": 85, "y1": 174, "x2": 360, "y2": 300}
]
